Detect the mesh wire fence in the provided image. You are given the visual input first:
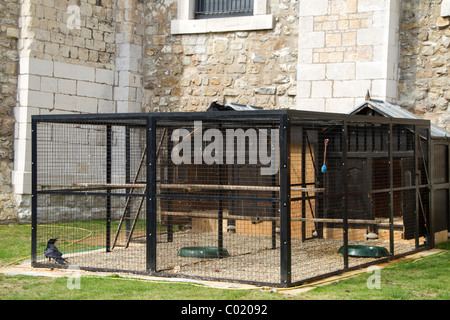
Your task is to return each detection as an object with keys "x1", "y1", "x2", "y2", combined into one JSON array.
[
  {"x1": 32, "y1": 111, "x2": 432, "y2": 286},
  {"x1": 34, "y1": 121, "x2": 148, "y2": 273},
  {"x1": 154, "y1": 118, "x2": 281, "y2": 284}
]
